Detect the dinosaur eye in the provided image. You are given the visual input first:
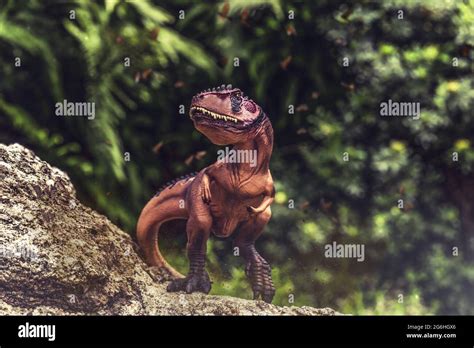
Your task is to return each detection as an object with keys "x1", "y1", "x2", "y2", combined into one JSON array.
[
  {"x1": 230, "y1": 93, "x2": 242, "y2": 113},
  {"x1": 244, "y1": 100, "x2": 257, "y2": 113}
]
